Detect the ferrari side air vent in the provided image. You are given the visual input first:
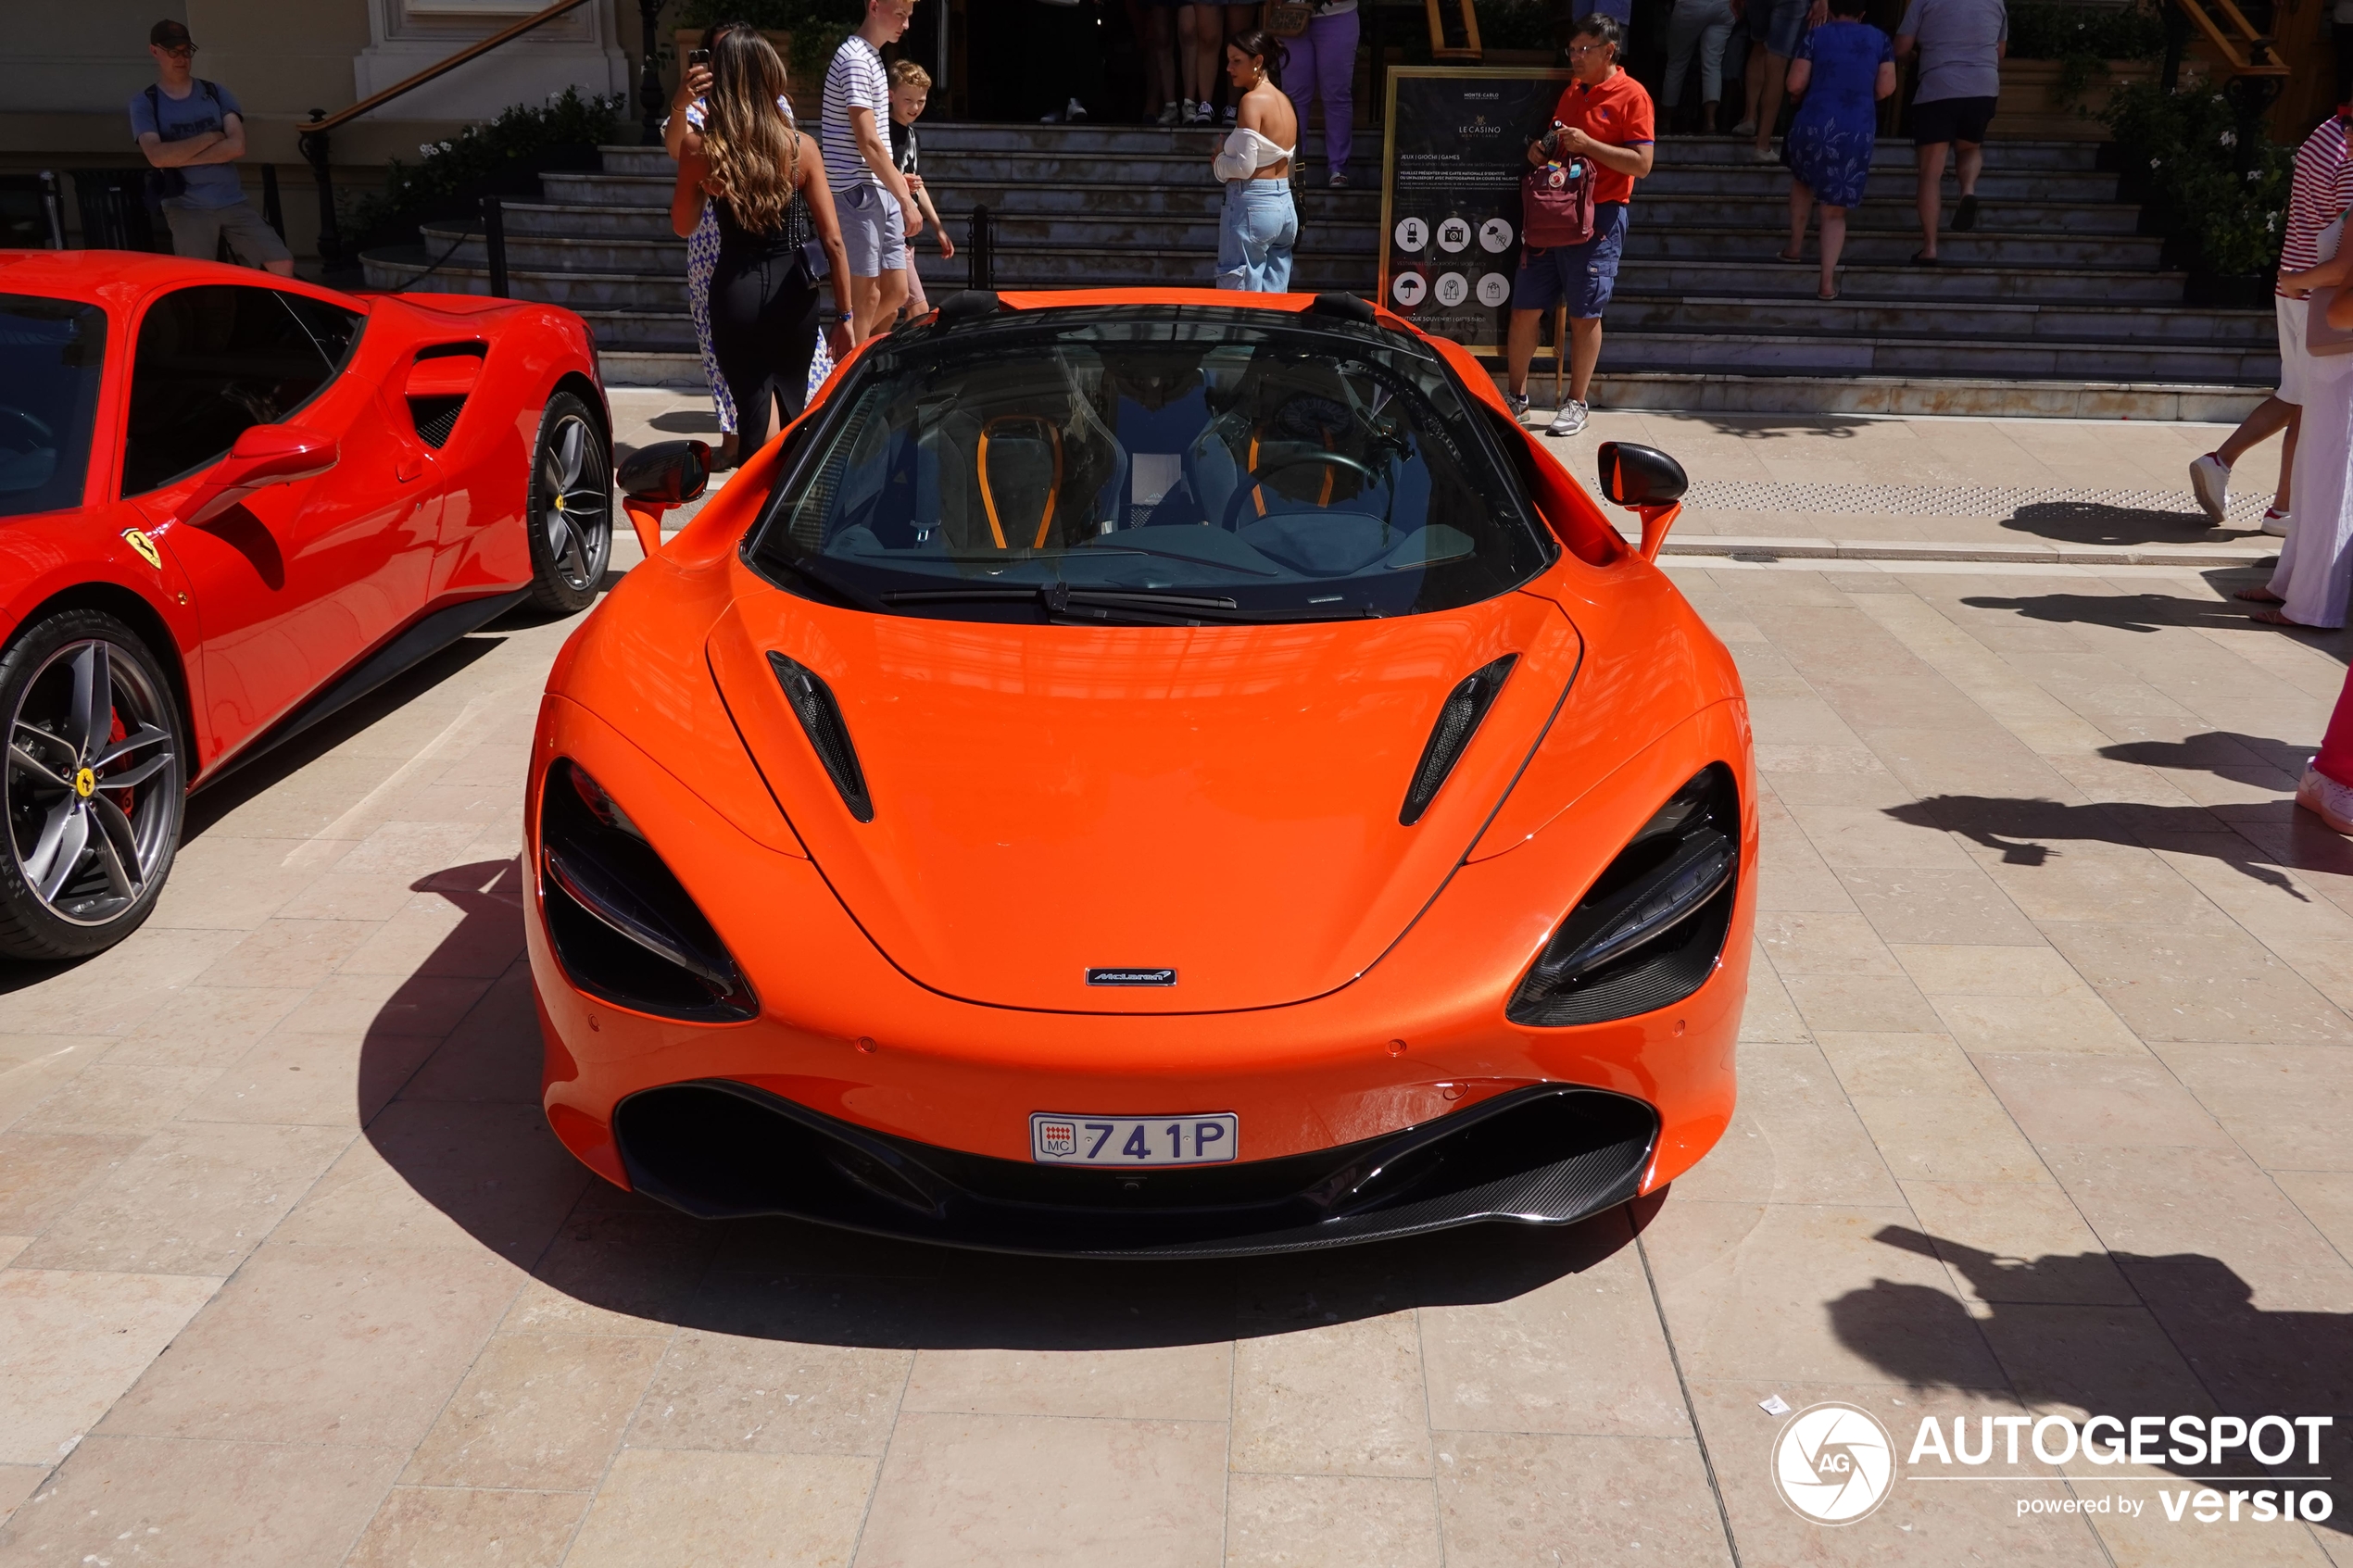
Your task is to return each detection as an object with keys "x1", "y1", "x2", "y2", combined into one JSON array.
[
  {"x1": 1509, "y1": 763, "x2": 1740, "y2": 1027},
  {"x1": 1400, "y1": 655, "x2": 1516, "y2": 825},
  {"x1": 767, "y1": 653, "x2": 874, "y2": 822},
  {"x1": 404, "y1": 344, "x2": 484, "y2": 449}
]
